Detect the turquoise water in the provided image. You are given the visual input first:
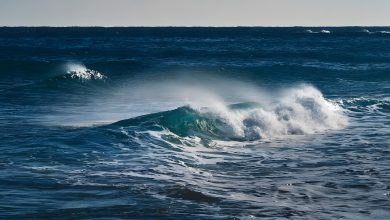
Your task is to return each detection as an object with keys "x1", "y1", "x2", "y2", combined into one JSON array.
[{"x1": 0, "y1": 27, "x2": 389, "y2": 219}]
